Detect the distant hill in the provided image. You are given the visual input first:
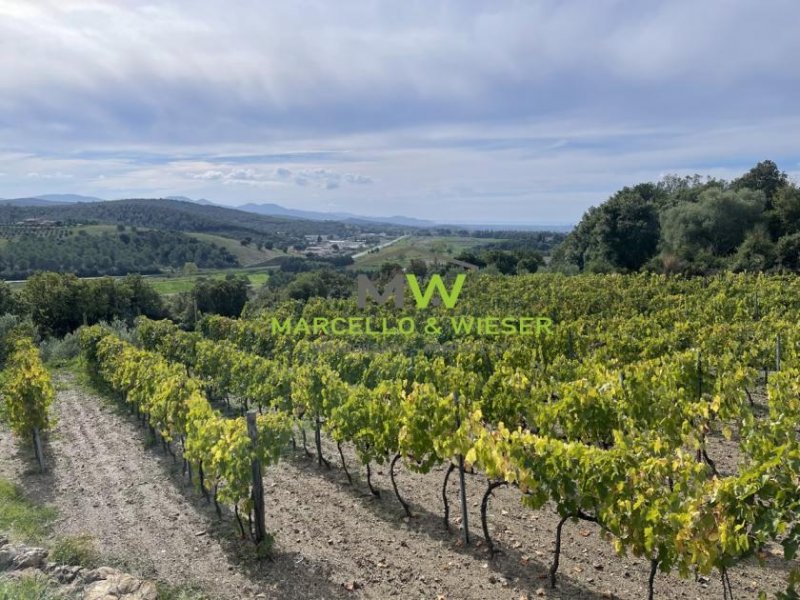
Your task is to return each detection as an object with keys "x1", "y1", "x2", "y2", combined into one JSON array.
[
  {"x1": 0, "y1": 197, "x2": 408, "y2": 247},
  {"x1": 0, "y1": 197, "x2": 65, "y2": 207},
  {"x1": 0, "y1": 197, "x2": 412, "y2": 279},
  {"x1": 37, "y1": 193, "x2": 106, "y2": 203},
  {"x1": 236, "y1": 202, "x2": 435, "y2": 228},
  {"x1": 0, "y1": 194, "x2": 569, "y2": 232},
  {"x1": 0, "y1": 193, "x2": 105, "y2": 206},
  {"x1": 166, "y1": 195, "x2": 216, "y2": 206},
  {"x1": 443, "y1": 222, "x2": 574, "y2": 233},
  {"x1": 0, "y1": 194, "x2": 574, "y2": 231}
]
